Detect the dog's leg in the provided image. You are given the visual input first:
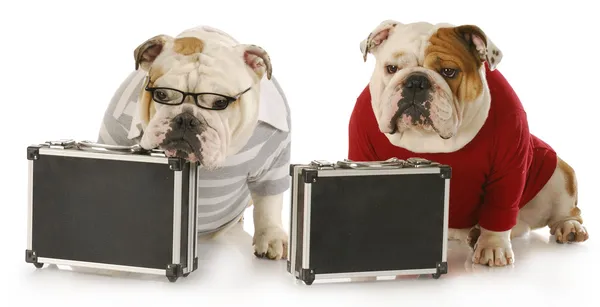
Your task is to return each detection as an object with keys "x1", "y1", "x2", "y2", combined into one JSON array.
[
  {"x1": 463, "y1": 220, "x2": 528, "y2": 250},
  {"x1": 517, "y1": 157, "x2": 588, "y2": 244},
  {"x1": 471, "y1": 227, "x2": 514, "y2": 267},
  {"x1": 251, "y1": 192, "x2": 288, "y2": 260},
  {"x1": 546, "y1": 158, "x2": 588, "y2": 243}
]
